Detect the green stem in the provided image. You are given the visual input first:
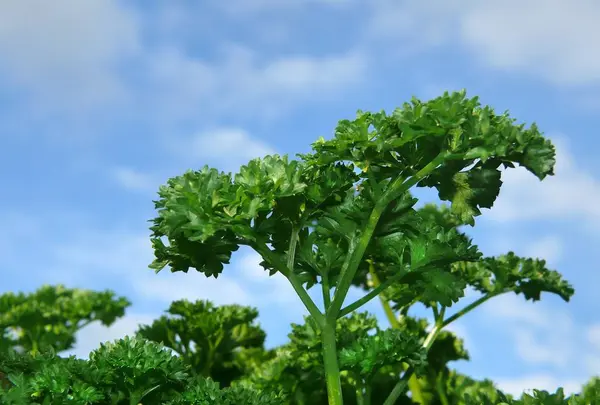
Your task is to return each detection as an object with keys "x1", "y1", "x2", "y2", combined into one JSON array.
[
  {"x1": 441, "y1": 291, "x2": 500, "y2": 328},
  {"x1": 368, "y1": 263, "x2": 426, "y2": 404},
  {"x1": 328, "y1": 152, "x2": 447, "y2": 322},
  {"x1": 383, "y1": 368, "x2": 413, "y2": 405},
  {"x1": 364, "y1": 383, "x2": 372, "y2": 405},
  {"x1": 384, "y1": 288, "x2": 504, "y2": 404},
  {"x1": 423, "y1": 308, "x2": 445, "y2": 351},
  {"x1": 384, "y1": 312, "x2": 445, "y2": 405},
  {"x1": 338, "y1": 266, "x2": 406, "y2": 319},
  {"x1": 356, "y1": 387, "x2": 364, "y2": 405},
  {"x1": 253, "y1": 242, "x2": 325, "y2": 327},
  {"x1": 432, "y1": 304, "x2": 440, "y2": 321},
  {"x1": 356, "y1": 381, "x2": 372, "y2": 405},
  {"x1": 327, "y1": 202, "x2": 385, "y2": 321},
  {"x1": 287, "y1": 226, "x2": 299, "y2": 270},
  {"x1": 436, "y1": 372, "x2": 450, "y2": 405},
  {"x1": 322, "y1": 272, "x2": 332, "y2": 310},
  {"x1": 369, "y1": 265, "x2": 401, "y2": 328},
  {"x1": 321, "y1": 323, "x2": 344, "y2": 405}
]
